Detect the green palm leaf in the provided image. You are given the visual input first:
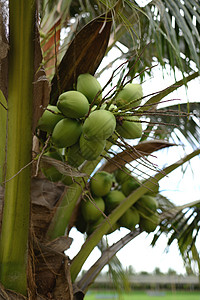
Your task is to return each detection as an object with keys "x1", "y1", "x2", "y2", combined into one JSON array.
[
  {"x1": 144, "y1": 102, "x2": 200, "y2": 149},
  {"x1": 117, "y1": 0, "x2": 200, "y2": 79},
  {"x1": 153, "y1": 198, "x2": 200, "y2": 275},
  {"x1": 76, "y1": 230, "x2": 140, "y2": 293}
]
